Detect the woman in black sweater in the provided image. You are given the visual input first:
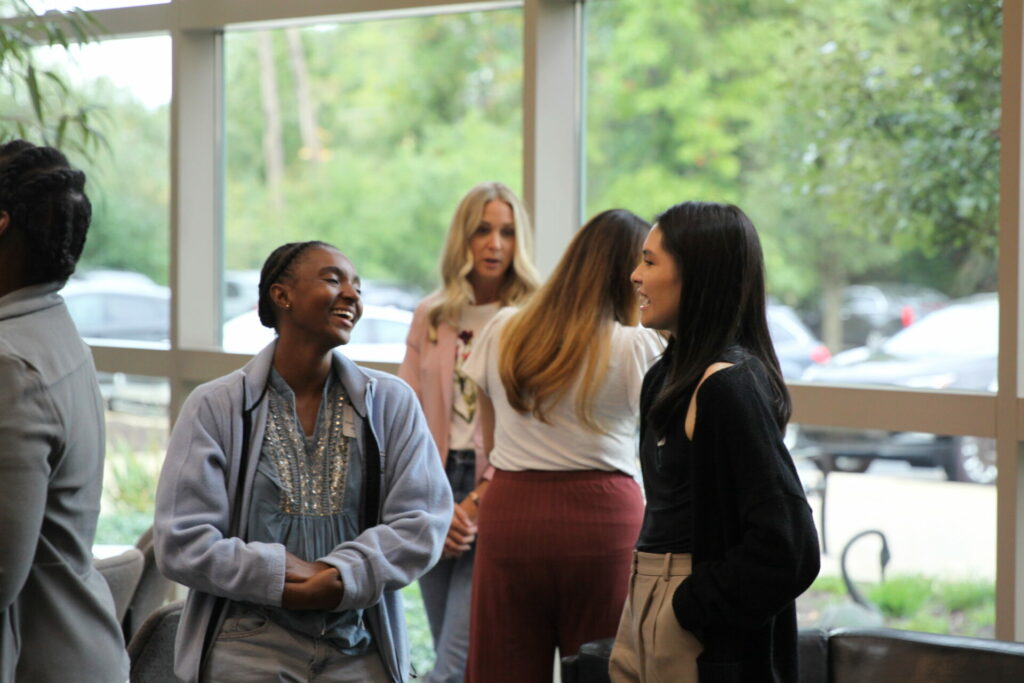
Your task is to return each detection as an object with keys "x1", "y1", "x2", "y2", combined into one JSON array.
[{"x1": 610, "y1": 201, "x2": 820, "y2": 683}]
